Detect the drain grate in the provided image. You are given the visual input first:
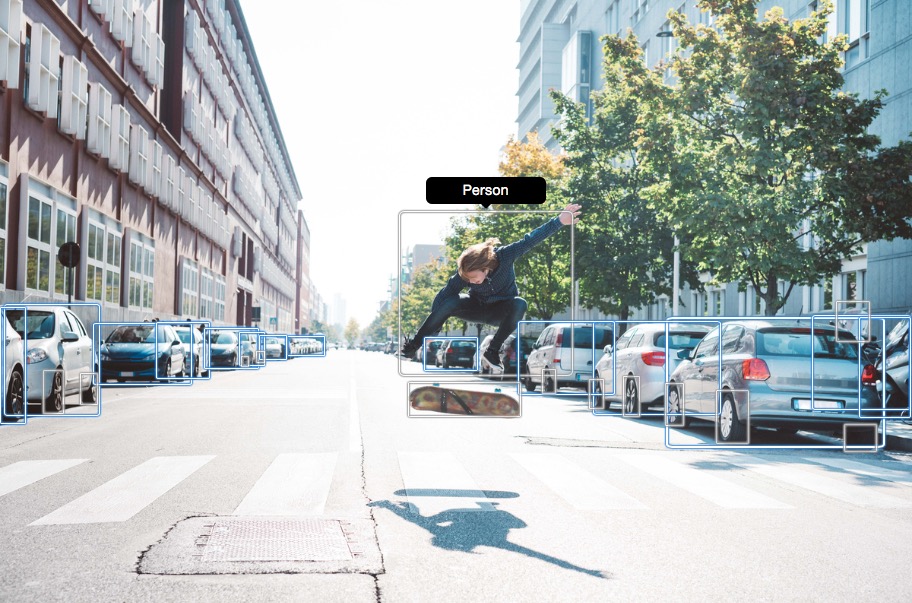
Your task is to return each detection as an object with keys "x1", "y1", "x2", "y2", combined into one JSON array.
[{"x1": 200, "y1": 519, "x2": 354, "y2": 562}]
